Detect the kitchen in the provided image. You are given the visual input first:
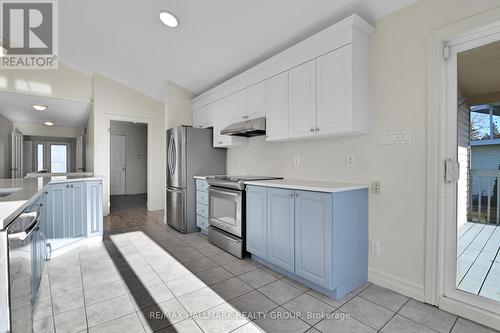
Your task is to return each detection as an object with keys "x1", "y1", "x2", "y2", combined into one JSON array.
[{"x1": 1, "y1": 0, "x2": 500, "y2": 332}]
